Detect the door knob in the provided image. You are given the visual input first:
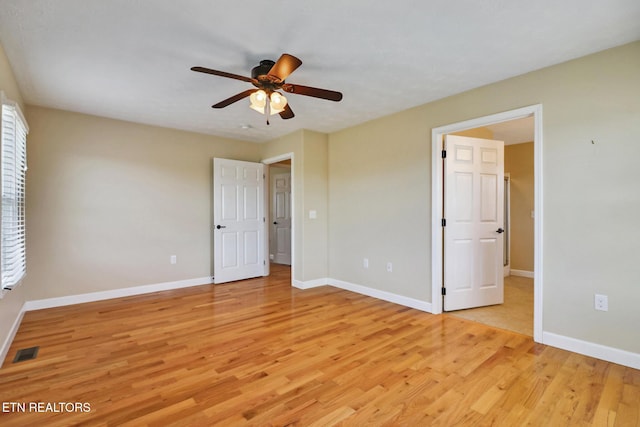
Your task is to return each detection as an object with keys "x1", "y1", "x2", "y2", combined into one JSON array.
[
  {"x1": 273, "y1": 221, "x2": 278, "y2": 225},
  {"x1": 496, "y1": 228, "x2": 504, "y2": 233},
  {"x1": 216, "y1": 225, "x2": 226, "y2": 229}
]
